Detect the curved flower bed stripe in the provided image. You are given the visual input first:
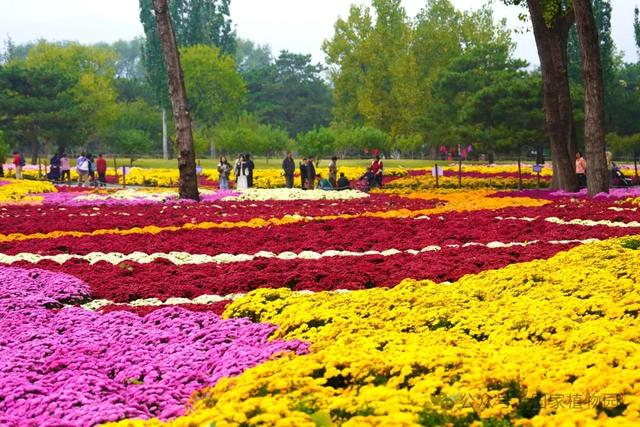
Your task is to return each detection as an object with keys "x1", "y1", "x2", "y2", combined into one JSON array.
[
  {"x1": 221, "y1": 188, "x2": 369, "y2": 201},
  {"x1": 2, "y1": 205, "x2": 635, "y2": 258},
  {"x1": 0, "y1": 266, "x2": 307, "y2": 426},
  {"x1": 0, "y1": 194, "x2": 442, "y2": 235},
  {"x1": 112, "y1": 237, "x2": 640, "y2": 426},
  {"x1": 0, "y1": 239, "x2": 603, "y2": 267},
  {"x1": 0, "y1": 179, "x2": 56, "y2": 203},
  {"x1": 97, "y1": 301, "x2": 232, "y2": 317},
  {"x1": 13, "y1": 242, "x2": 587, "y2": 304},
  {"x1": 0, "y1": 191, "x2": 548, "y2": 244},
  {"x1": 84, "y1": 290, "x2": 340, "y2": 312},
  {"x1": 498, "y1": 215, "x2": 640, "y2": 228}
]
